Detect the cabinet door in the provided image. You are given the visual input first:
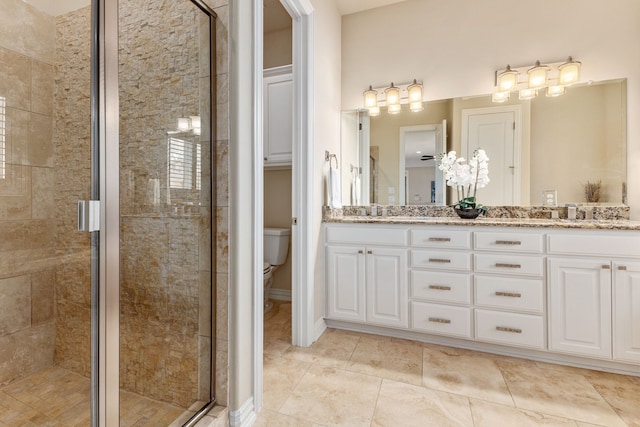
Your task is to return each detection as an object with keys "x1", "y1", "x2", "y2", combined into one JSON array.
[
  {"x1": 326, "y1": 245, "x2": 365, "y2": 322},
  {"x1": 614, "y1": 262, "x2": 640, "y2": 363},
  {"x1": 366, "y1": 247, "x2": 408, "y2": 328},
  {"x1": 548, "y1": 258, "x2": 612, "y2": 358},
  {"x1": 263, "y1": 72, "x2": 292, "y2": 165}
]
